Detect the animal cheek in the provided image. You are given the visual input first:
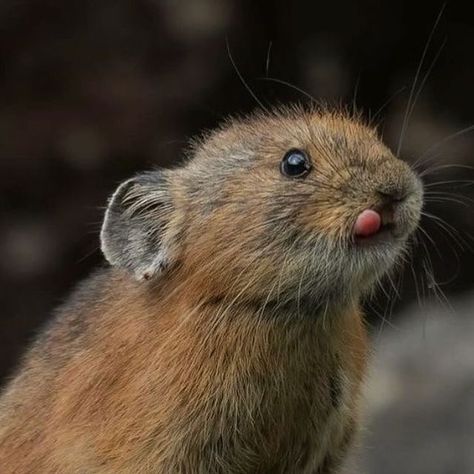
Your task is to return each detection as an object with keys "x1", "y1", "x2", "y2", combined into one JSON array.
[{"x1": 298, "y1": 205, "x2": 352, "y2": 241}]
